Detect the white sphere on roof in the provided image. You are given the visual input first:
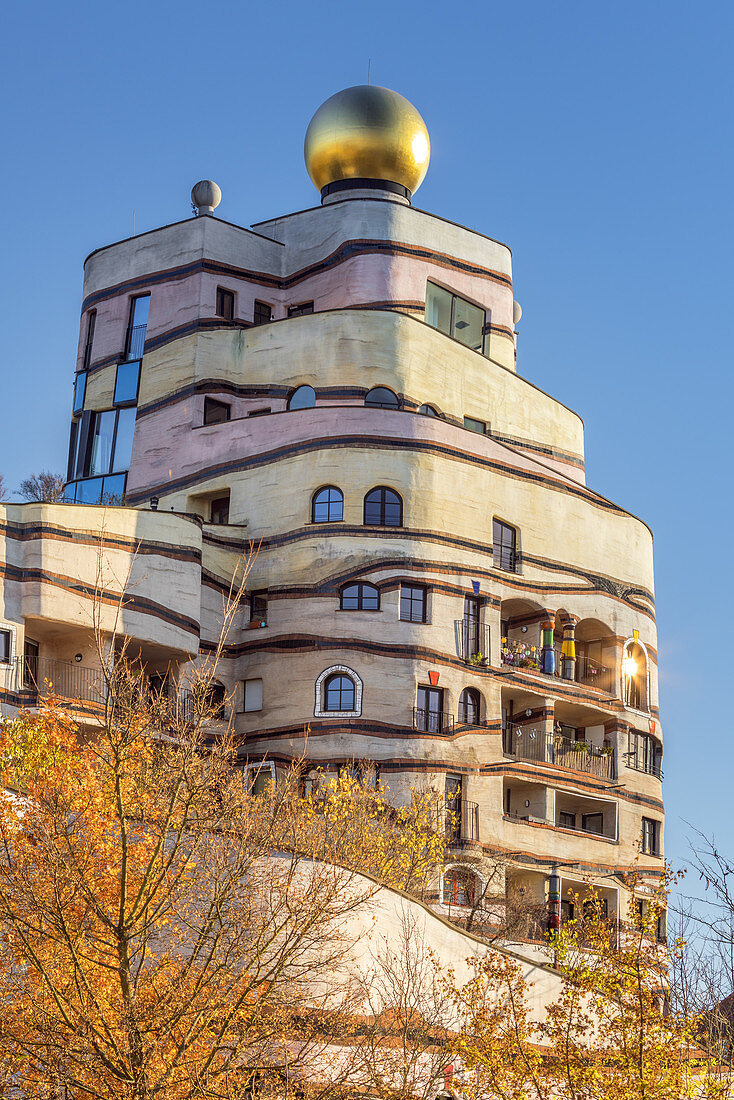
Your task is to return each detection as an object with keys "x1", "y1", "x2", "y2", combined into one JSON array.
[{"x1": 191, "y1": 180, "x2": 222, "y2": 215}]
